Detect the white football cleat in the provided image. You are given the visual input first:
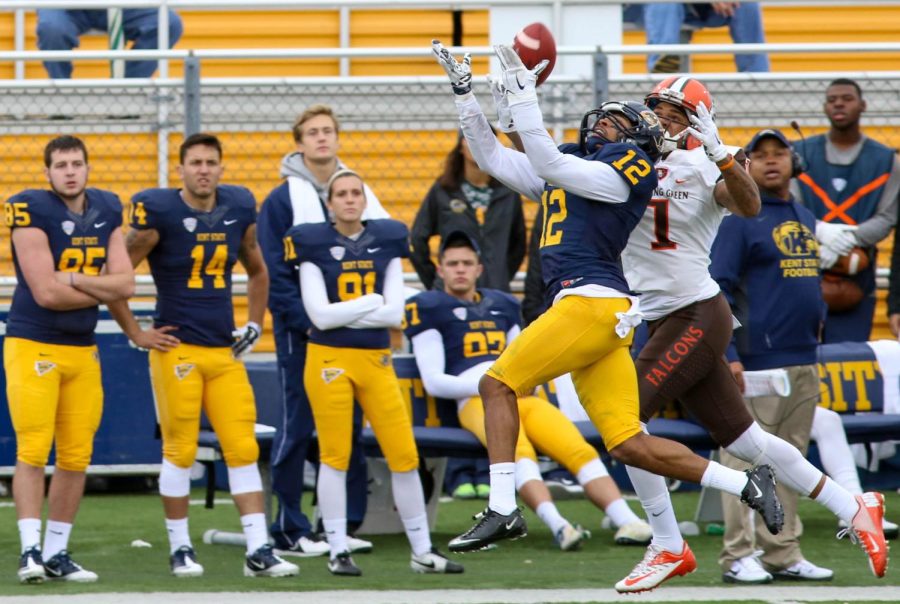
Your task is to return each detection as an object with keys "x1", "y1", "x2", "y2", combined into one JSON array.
[
  {"x1": 614, "y1": 520, "x2": 653, "y2": 546},
  {"x1": 410, "y1": 547, "x2": 464, "y2": 574}
]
